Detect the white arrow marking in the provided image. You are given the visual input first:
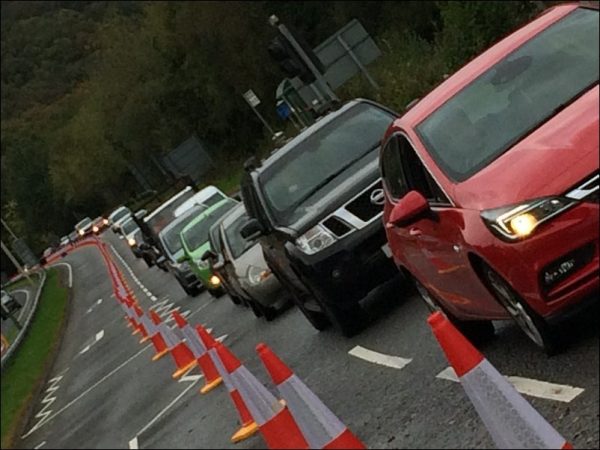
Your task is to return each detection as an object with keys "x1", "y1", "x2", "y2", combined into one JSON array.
[
  {"x1": 348, "y1": 346, "x2": 412, "y2": 370},
  {"x1": 436, "y1": 367, "x2": 584, "y2": 403}
]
